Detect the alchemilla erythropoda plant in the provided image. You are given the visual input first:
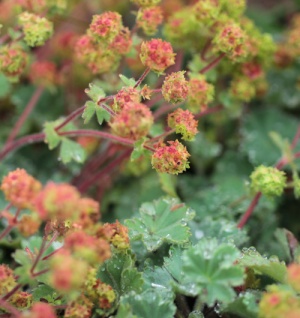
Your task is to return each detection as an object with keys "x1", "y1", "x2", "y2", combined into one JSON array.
[{"x1": 1, "y1": 0, "x2": 300, "y2": 317}]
